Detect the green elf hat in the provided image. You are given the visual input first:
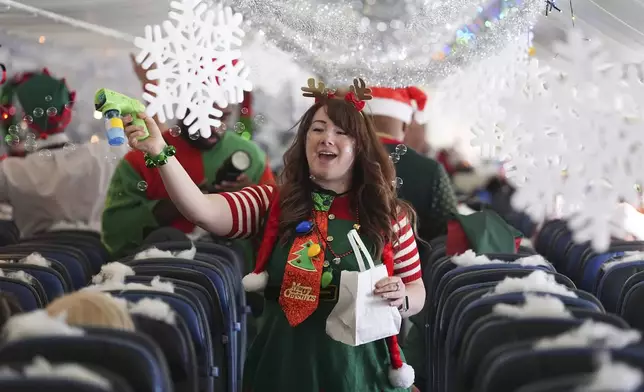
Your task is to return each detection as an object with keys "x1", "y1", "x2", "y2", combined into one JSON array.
[
  {"x1": 0, "y1": 68, "x2": 75, "y2": 148},
  {"x1": 446, "y1": 209, "x2": 524, "y2": 255}
]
